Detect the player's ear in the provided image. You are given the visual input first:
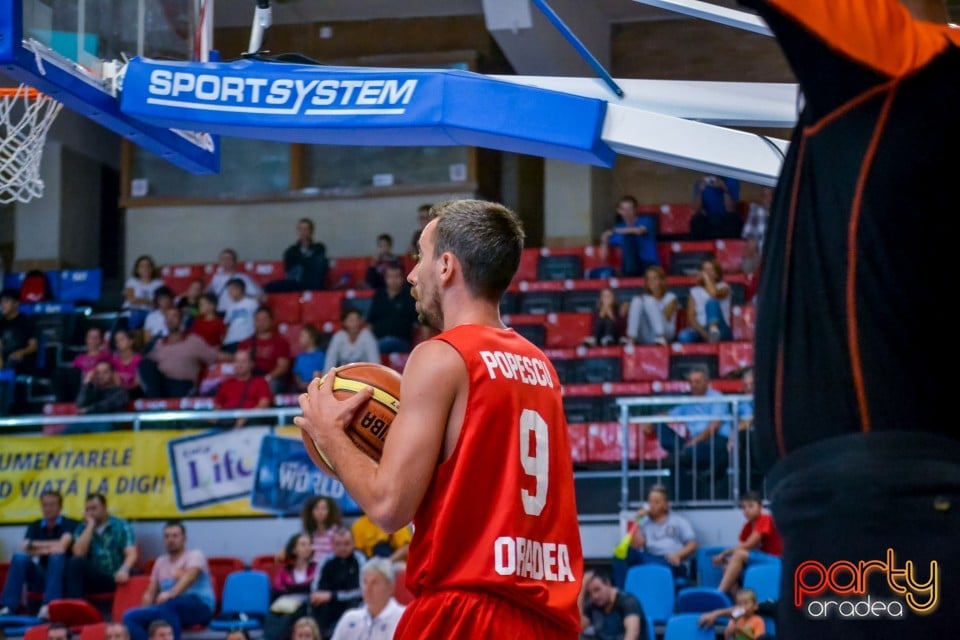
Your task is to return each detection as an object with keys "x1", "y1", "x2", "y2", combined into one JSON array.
[{"x1": 438, "y1": 251, "x2": 456, "y2": 284}]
